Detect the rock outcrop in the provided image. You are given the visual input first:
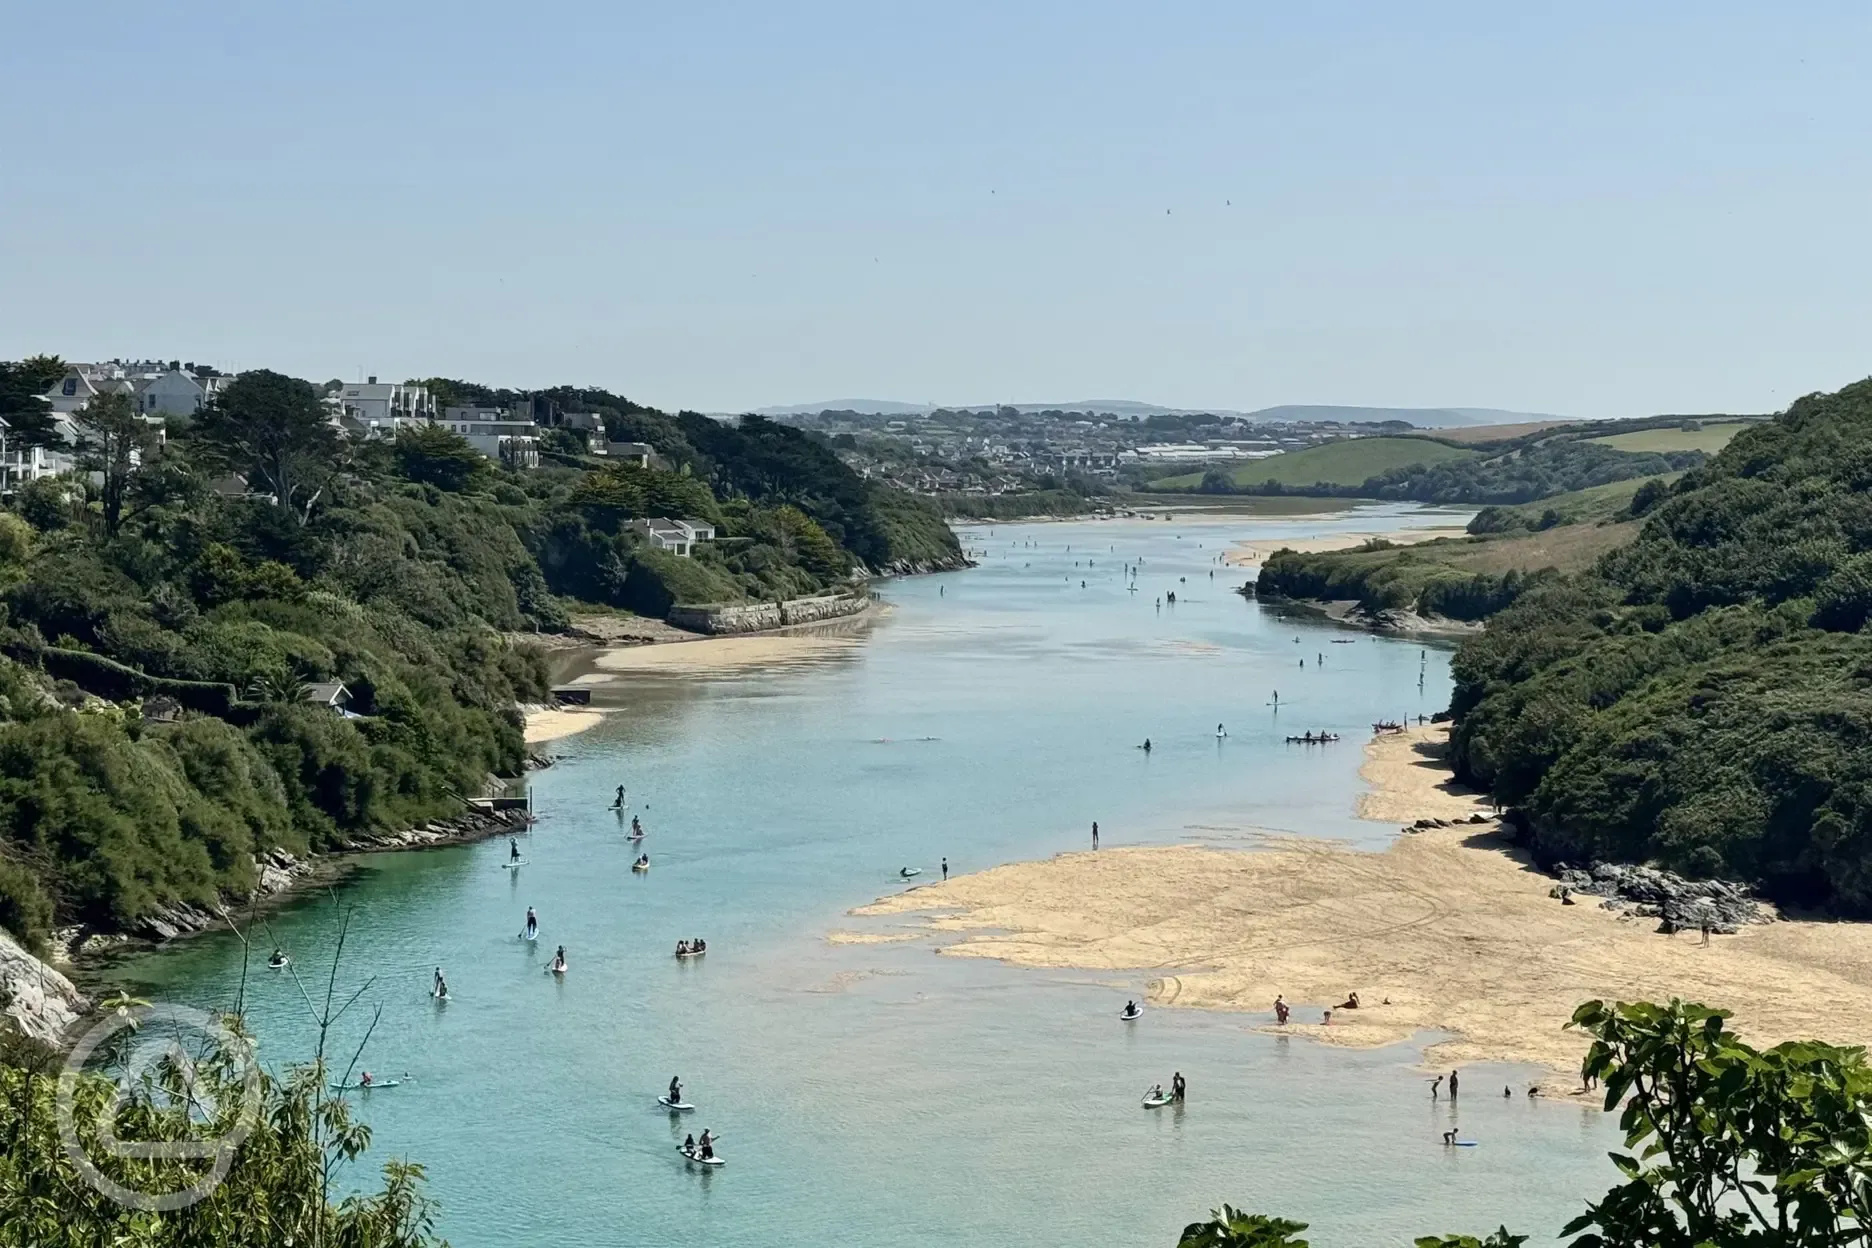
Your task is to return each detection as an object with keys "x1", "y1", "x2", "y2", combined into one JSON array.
[
  {"x1": 1550, "y1": 861, "x2": 1768, "y2": 933},
  {"x1": 1, "y1": 929, "x2": 89, "y2": 1046}
]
